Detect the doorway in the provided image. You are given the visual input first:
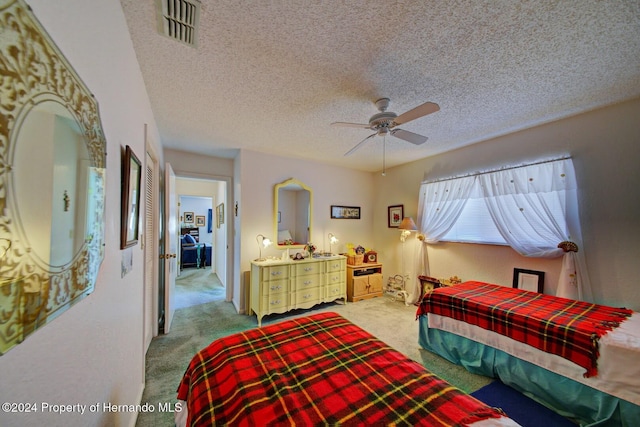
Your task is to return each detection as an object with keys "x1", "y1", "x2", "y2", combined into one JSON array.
[
  {"x1": 176, "y1": 177, "x2": 228, "y2": 304},
  {"x1": 158, "y1": 167, "x2": 233, "y2": 335}
]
